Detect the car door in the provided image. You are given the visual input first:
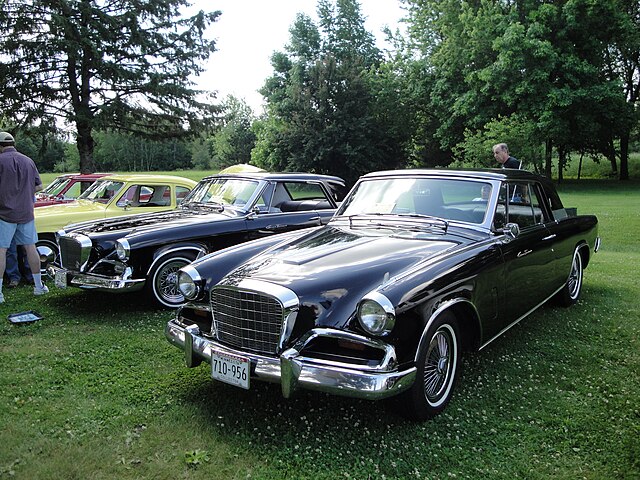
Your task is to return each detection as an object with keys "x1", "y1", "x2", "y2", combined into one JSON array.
[
  {"x1": 106, "y1": 183, "x2": 175, "y2": 217},
  {"x1": 245, "y1": 181, "x2": 335, "y2": 240},
  {"x1": 497, "y1": 181, "x2": 558, "y2": 323}
]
